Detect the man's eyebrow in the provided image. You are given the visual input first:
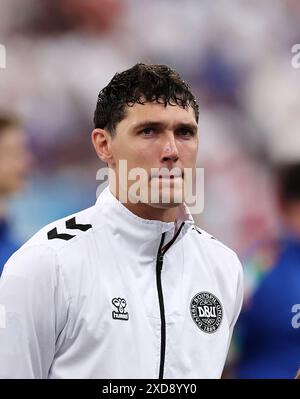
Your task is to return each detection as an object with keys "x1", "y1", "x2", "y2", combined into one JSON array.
[
  {"x1": 133, "y1": 121, "x2": 165, "y2": 130},
  {"x1": 132, "y1": 121, "x2": 198, "y2": 132},
  {"x1": 176, "y1": 122, "x2": 198, "y2": 132}
]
